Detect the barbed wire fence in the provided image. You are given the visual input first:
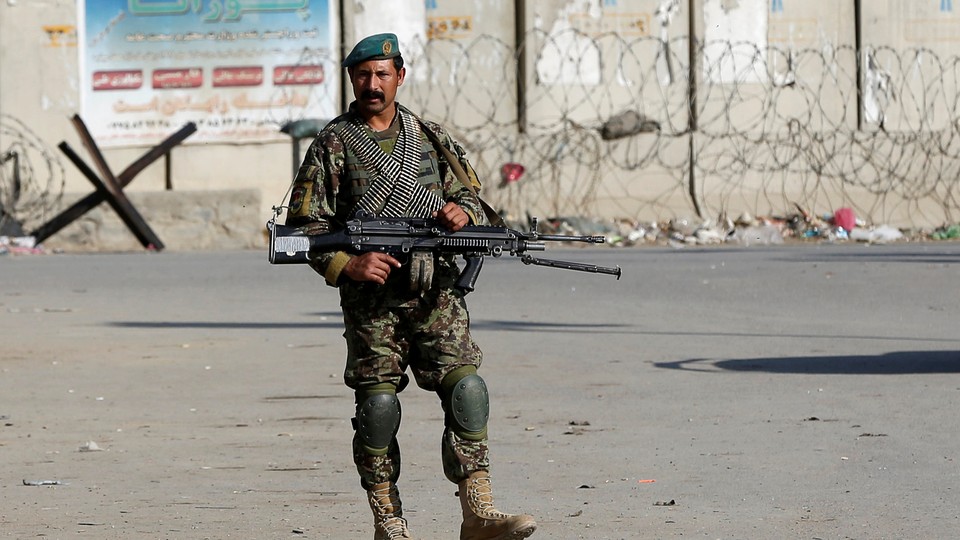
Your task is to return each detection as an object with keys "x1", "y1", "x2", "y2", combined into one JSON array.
[
  {"x1": 406, "y1": 30, "x2": 960, "y2": 229},
  {"x1": 2, "y1": 31, "x2": 959, "y2": 236},
  {"x1": 0, "y1": 113, "x2": 65, "y2": 235}
]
